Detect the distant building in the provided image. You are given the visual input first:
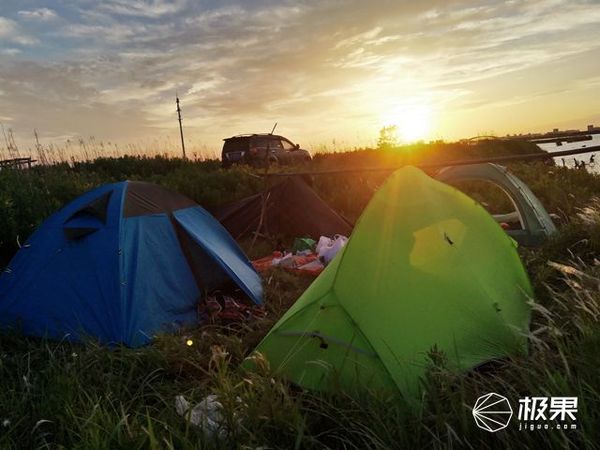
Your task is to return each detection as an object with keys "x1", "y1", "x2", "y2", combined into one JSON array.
[{"x1": 553, "y1": 128, "x2": 559, "y2": 133}]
